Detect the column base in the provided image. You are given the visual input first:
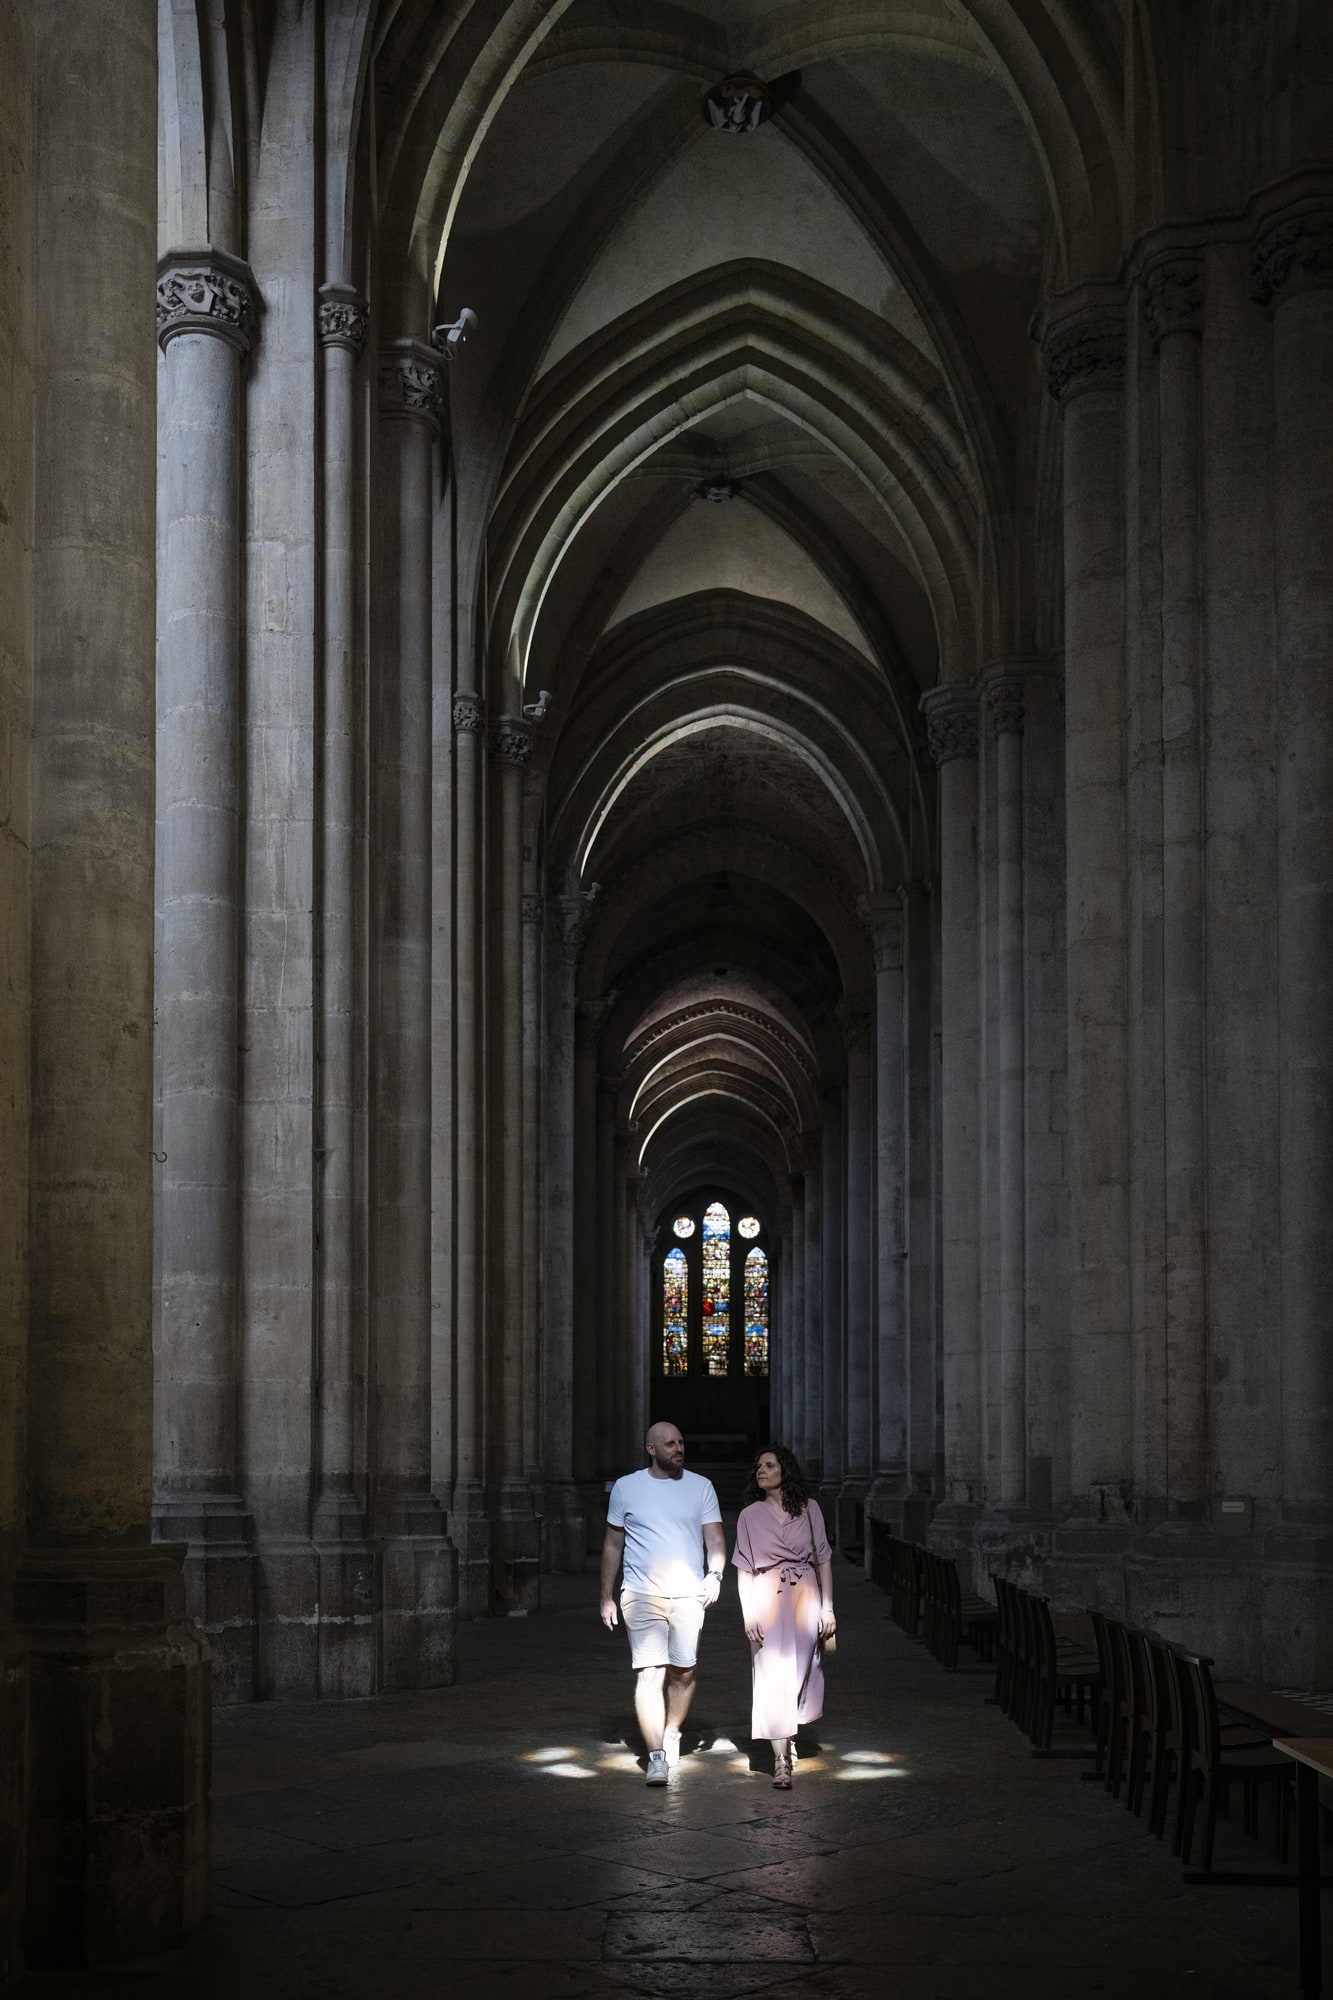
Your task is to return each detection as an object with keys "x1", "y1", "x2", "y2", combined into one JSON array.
[
  {"x1": 15, "y1": 1547, "x2": 209, "y2": 1969},
  {"x1": 450, "y1": 1482, "x2": 493, "y2": 1618},
  {"x1": 578, "y1": 1479, "x2": 609, "y2": 1558},
  {"x1": 542, "y1": 1481, "x2": 587, "y2": 1572},
  {"x1": 153, "y1": 1492, "x2": 256, "y2": 1702},
  {"x1": 491, "y1": 1484, "x2": 541, "y2": 1615},
  {"x1": 312, "y1": 1496, "x2": 377, "y2": 1700},
  {"x1": 378, "y1": 1491, "x2": 456, "y2": 1689},
  {"x1": 834, "y1": 1479, "x2": 869, "y2": 1555}
]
